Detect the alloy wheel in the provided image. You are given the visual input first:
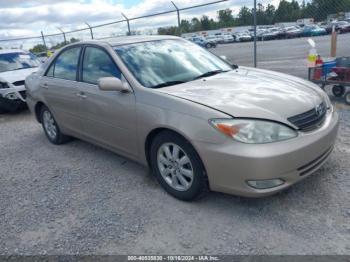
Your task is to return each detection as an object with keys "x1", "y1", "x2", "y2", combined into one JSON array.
[
  {"x1": 43, "y1": 110, "x2": 57, "y2": 140},
  {"x1": 157, "y1": 142, "x2": 194, "y2": 191}
]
